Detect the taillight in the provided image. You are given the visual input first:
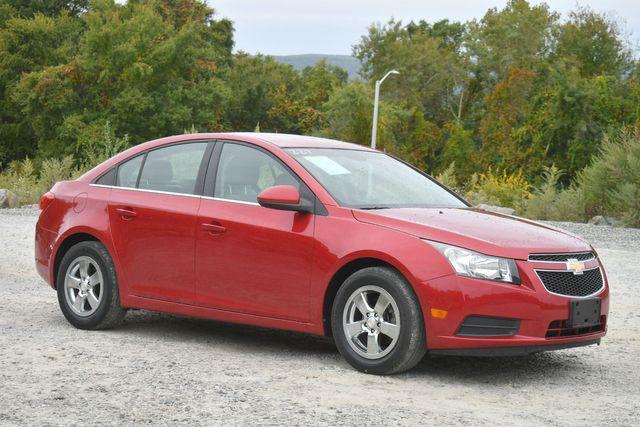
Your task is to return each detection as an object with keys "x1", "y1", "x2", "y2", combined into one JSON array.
[{"x1": 40, "y1": 192, "x2": 55, "y2": 211}]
